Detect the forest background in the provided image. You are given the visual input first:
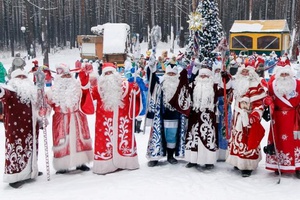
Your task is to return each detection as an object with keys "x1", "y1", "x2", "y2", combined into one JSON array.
[{"x1": 0, "y1": 0, "x2": 300, "y2": 62}]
